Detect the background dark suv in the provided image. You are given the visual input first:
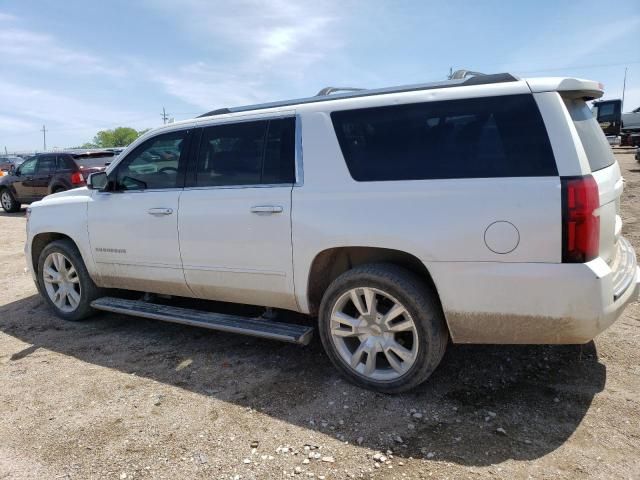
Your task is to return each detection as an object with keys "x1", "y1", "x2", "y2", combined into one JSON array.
[{"x1": 0, "y1": 151, "x2": 114, "y2": 212}]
